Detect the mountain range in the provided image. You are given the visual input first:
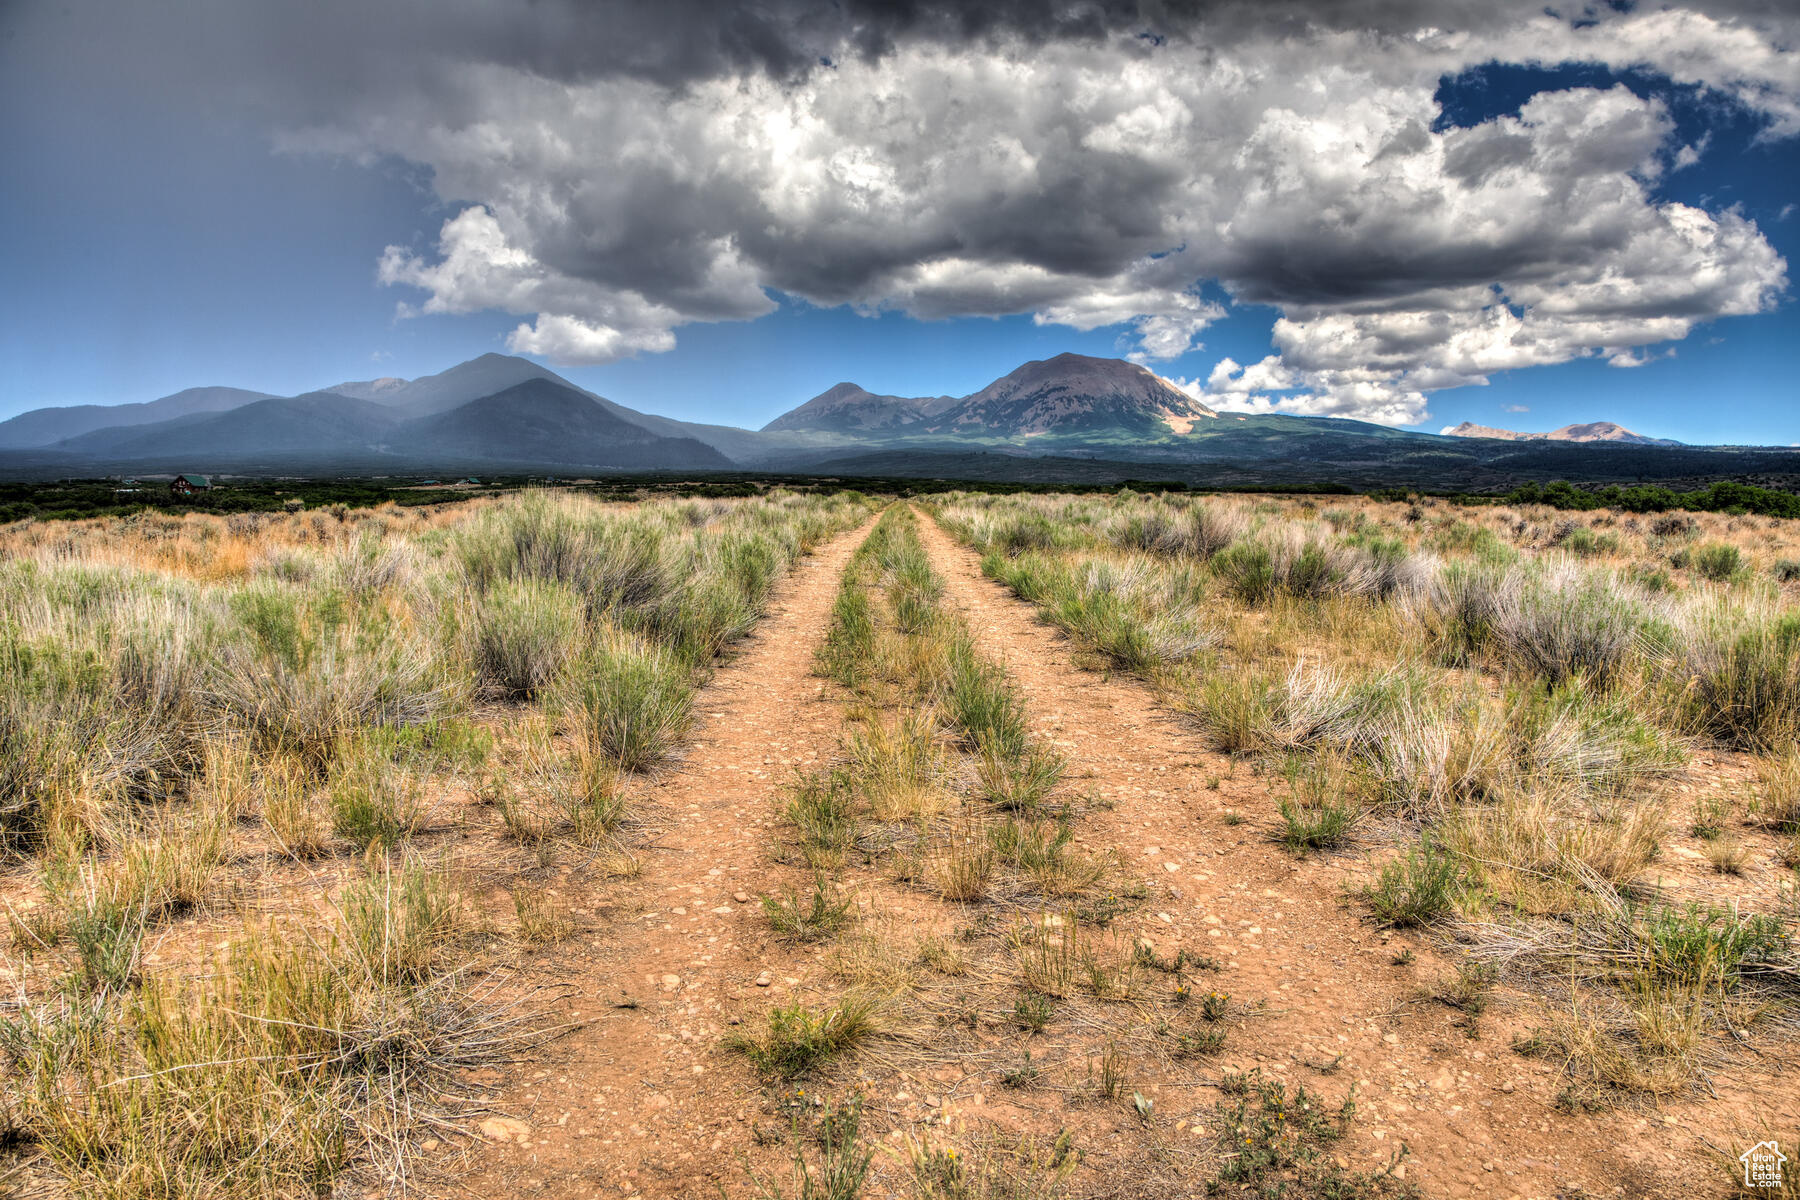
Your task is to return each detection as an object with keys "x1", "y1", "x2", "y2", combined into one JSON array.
[
  {"x1": 1, "y1": 352, "x2": 1790, "y2": 491},
  {"x1": 1441, "y1": 420, "x2": 1680, "y2": 447}
]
